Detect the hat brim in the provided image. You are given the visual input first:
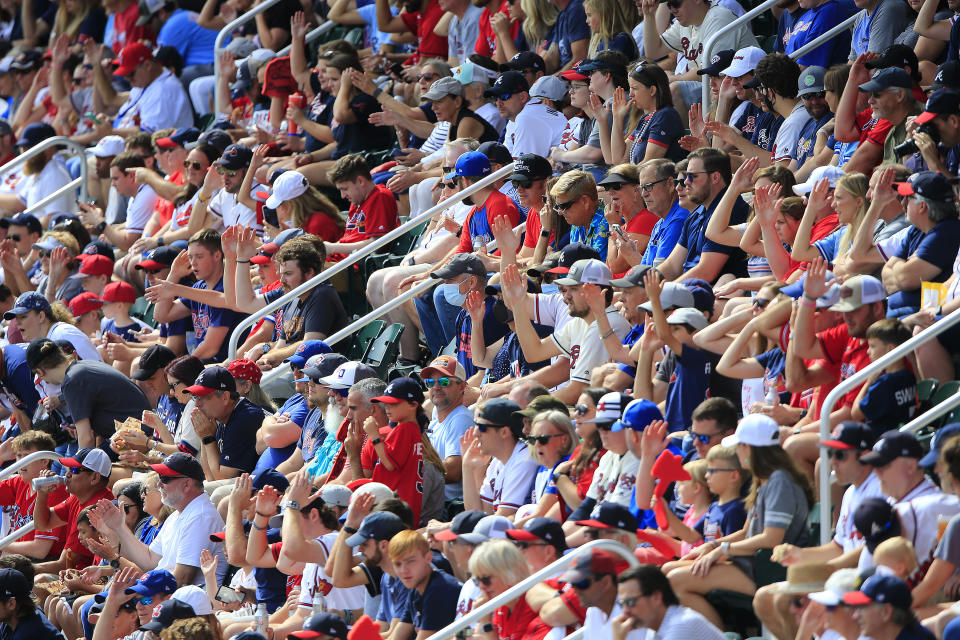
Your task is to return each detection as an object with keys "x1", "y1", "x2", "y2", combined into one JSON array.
[
  {"x1": 130, "y1": 366, "x2": 159, "y2": 381},
  {"x1": 504, "y1": 528, "x2": 540, "y2": 541},
  {"x1": 574, "y1": 519, "x2": 613, "y2": 529},
  {"x1": 819, "y1": 439, "x2": 856, "y2": 450},
  {"x1": 4, "y1": 306, "x2": 30, "y2": 319},
  {"x1": 139, "y1": 621, "x2": 166, "y2": 632},
  {"x1": 135, "y1": 260, "x2": 167, "y2": 271},
  {"x1": 289, "y1": 631, "x2": 324, "y2": 639},
  {"x1": 858, "y1": 451, "x2": 893, "y2": 466},
  {"x1": 560, "y1": 70, "x2": 588, "y2": 81},
  {"x1": 344, "y1": 531, "x2": 370, "y2": 547},
  {"x1": 828, "y1": 300, "x2": 860, "y2": 312},
  {"x1": 250, "y1": 255, "x2": 272, "y2": 265},
  {"x1": 434, "y1": 529, "x2": 459, "y2": 541},
  {"x1": 113, "y1": 63, "x2": 139, "y2": 77},
  {"x1": 457, "y1": 533, "x2": 489, "y2": 544},
  {"x1": 798, "y1": 86, "x2": 825, "y2": 97},
  {"x1": 184, "y1": 384, "x2": 216, "y2": 396},
  {"x1": 552, "y1": 276, "x2": 580, "y2": 286},
  {"x1": 370, "y1": 395, "x2": 404, "y2": 404},
  {"x1": 155, "y1": 137, "x2": 177, "y2": 149},
  {"x1": 841, "y1": 591, "x2": 874, "y2": 606},
  {"x1": 808, "y1": 590, "x2": 842, "y2": 606},
  {"x1": 58, "y1": 456, "x2": 84, "y2": 468},
  {"x1": 210, "y1": 531, "x2": 226, "y2": 541},
  {"x1": 720, "y1": 434, "x2": 742, "y2": 448},
  {"x1": 920, "y1": 450, "x2": 940, "y2": 467},
  {"x1": 609, "y1": 277, "x2": 642, "y2": 288},
  {"x1": 149, "y1": 463, "x2": 187, "y2": 477}
]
